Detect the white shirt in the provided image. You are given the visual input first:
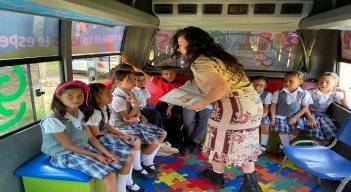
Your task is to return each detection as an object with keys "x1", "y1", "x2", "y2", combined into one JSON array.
[
  {"x1": 85, "y1": 106, "x2": 108, "y2": 126},
  {"x1": 110, "y1": 87, "x2": 131, "y2": 113},
  {"x1": 258, "y1": 91, "x2": 273, "y2": 104},
  {"x1": 131, "y1": 87, "x2": 151, "y2": 108},
  {"x1": 42, "y1": 109, "x2": 85, "y2": 133},
  {"x1": 272, "y1": 87, "x2": 313, "y2": 105}
]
